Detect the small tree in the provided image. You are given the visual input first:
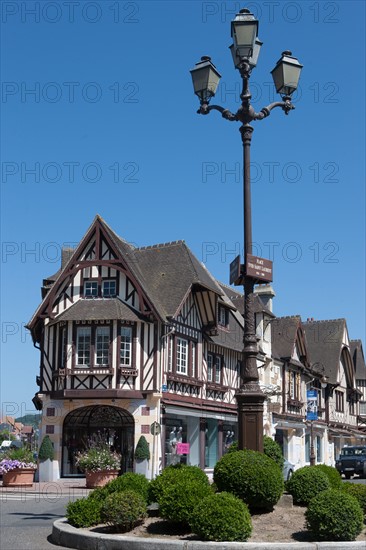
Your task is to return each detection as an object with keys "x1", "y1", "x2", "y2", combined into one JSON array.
[
  {"x1": 134, "y1": 436, "x2": 150, "y2": 461},
  {"x1": 38, "y1": 435, "x2": 54, "y2": 461}
]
